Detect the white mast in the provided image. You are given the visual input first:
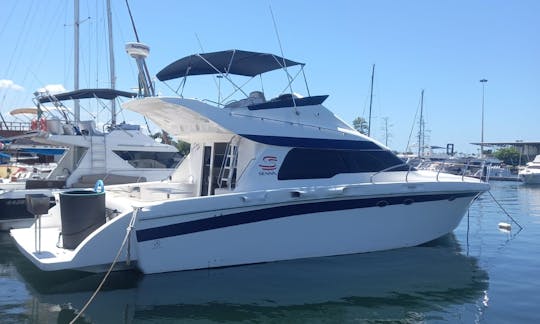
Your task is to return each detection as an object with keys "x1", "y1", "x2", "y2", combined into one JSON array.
[
  {"x1": 106, "y1": 0, "x2": 116, "y2": 126},
  {"x1": 417, "y1": 89, "x2": 425, "y2": 158},
  {"x1": 479, "y1": 79, "x2": 488, "y2": 158},
  {"x1": 74, "y1": 0, "x2": 80, "y2": 123},
  {"x1": 367, "y1": 64, "x2": 375, "y2": 137}
]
